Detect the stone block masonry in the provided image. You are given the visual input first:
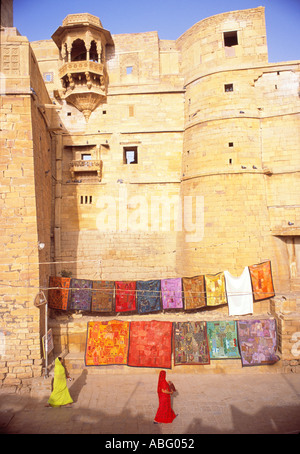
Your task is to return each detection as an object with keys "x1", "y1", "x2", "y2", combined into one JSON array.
[
  {"x1": 0, "y1": 26, "x2": 54, "y2": 391},
  {"x1": 1, "y1": 5, "x2": 300, "y2": 385}
]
